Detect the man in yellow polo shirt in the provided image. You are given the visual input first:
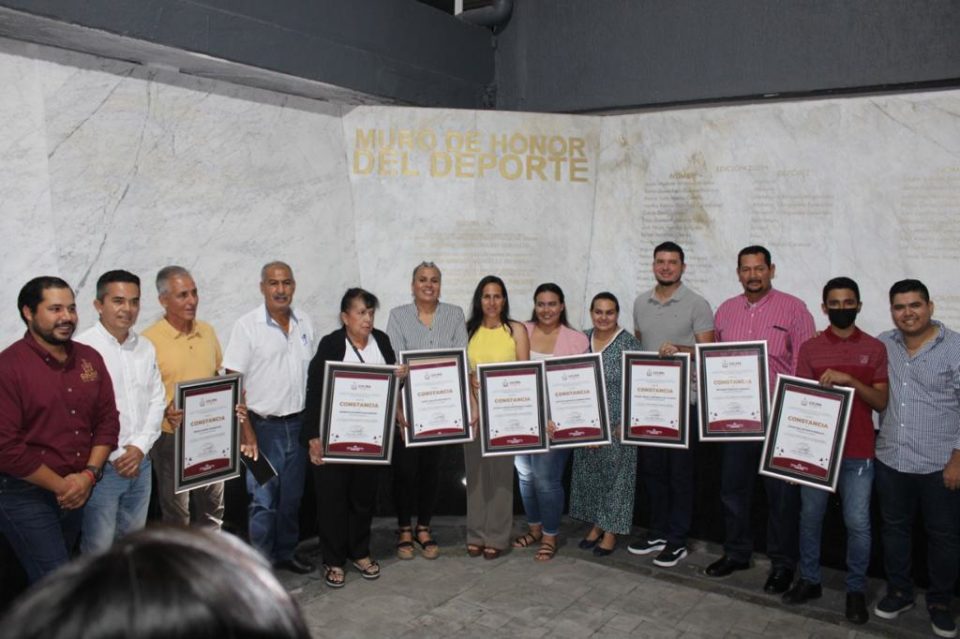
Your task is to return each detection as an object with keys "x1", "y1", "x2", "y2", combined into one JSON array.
[{"x1": 143, "y1": 266, "x2": 225, "y2": 530}]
